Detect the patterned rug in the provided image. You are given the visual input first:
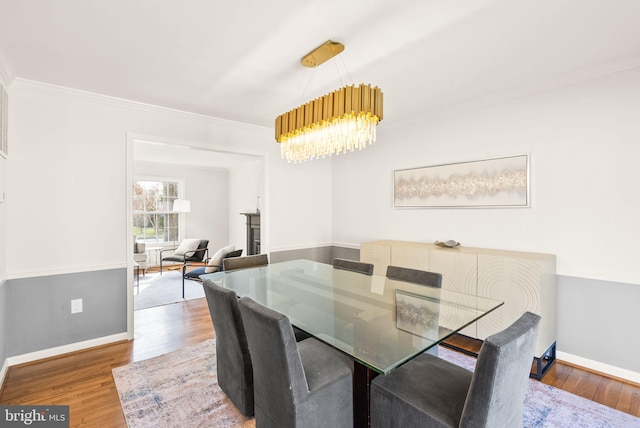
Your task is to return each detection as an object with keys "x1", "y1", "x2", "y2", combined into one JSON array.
[
  {"x1": 134, "y1": 271, "x2": 205, "y2": 310},
  {"x1": 113, "y1": 340, "x2": 640, "y2": 427},
  {"x1": 113, "y1": 340, "x2": 254, "y2": 427},
  {"x1": 438, "y1": 347, "x2": 640, "y2": 428}
]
